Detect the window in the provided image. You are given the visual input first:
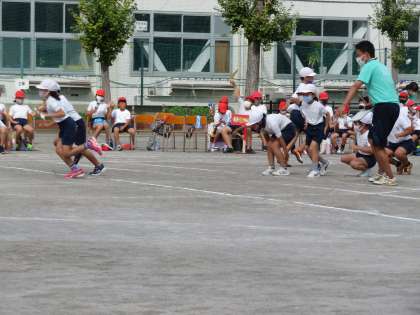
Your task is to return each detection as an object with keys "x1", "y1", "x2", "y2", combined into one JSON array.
[
  {"x1": 2, "y1": 2, "x2": 31, "y2": 32},
  {"x1": 400, "y1": 47, "x2": 418, "y2": 74},
  {"x1": 323, "y1": 20, "x2": 348, "y2": 37},
  {"x1": 135, "y1": 14, "x2": 150, "y2": 32},
  {"x1": 2, "y1": 38, "x2": 31, "y2": 68},
  {"x1": 214, "y1": 16, "x2": 231, "y2": 35},
  {"x1": 65, "y1": 4, "x2": 79, "y2": 33},
  {"x1": 154, "y1": 37, "x2": 181, "y2": 71},
  {"x1": 183, "y1": 39, "x2": 210, "y2": 72},
  {"x1": 295, "y1": 41, "x2": 321, "y2": 73},
  {"x1": 406, "y1": 18, "x2": 419, "y2": 43},
  {"x1": 36, "y1": 39, "x2": 63, "y2": 68},
  {"x1": 277, "y1": 43, "x2": 292, "y2": 74},
  {"x1": 66, "y1": 40, "x2": 92, "y2": 70},
  {"x1": 323, "y1": 42, "x2": 348, "y2": 75},
  {"x1": 352, "y1": 20, "x2": 368, "y2": 39},
  {"x1": 183, "y1": 16, "x2": 211, "y2": 33},
  {"x1": 133, "y1": 39, "x2": 149, "y2": 70},
  {"x1": 154, "y1": 14, "x2": 182, "y2": 32},
  {"x1": 215, "y1": 41, "x2": 230, "y2": 73},
  {"x1": 296, "y1": 19, "x2": 321, "y2": 36},
  {"x1": 35, "y1": 3, "x2": 64, "y2": 33}
]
